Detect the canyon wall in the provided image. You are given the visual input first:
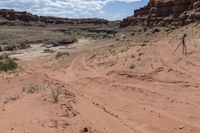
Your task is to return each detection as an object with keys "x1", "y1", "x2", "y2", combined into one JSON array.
[
  {"x1": 120, "y1": 0, "x2": 200, "y2": 28},
  {"x1": 0, "y1": 9, "x2": 109, "y2": 26}
]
